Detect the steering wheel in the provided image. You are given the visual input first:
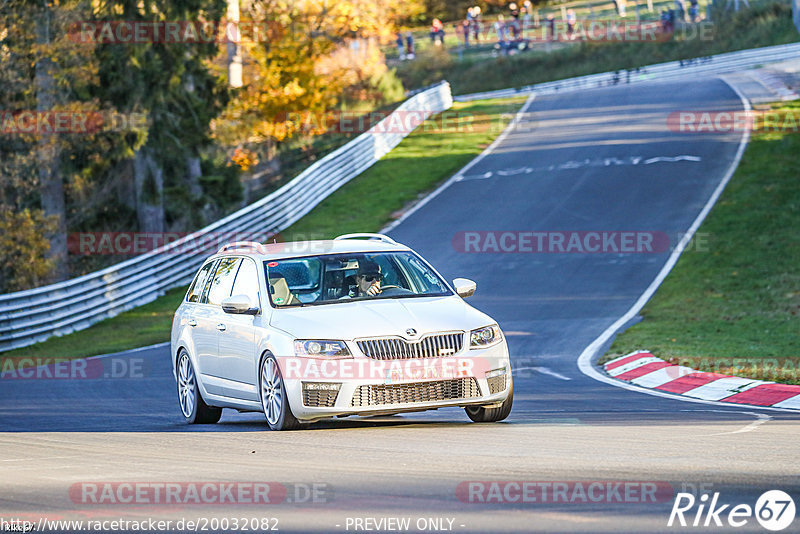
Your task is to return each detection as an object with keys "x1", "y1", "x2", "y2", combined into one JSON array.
[{"x1": 378, "y1": 285, "x2": 414, "y2": 297}]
